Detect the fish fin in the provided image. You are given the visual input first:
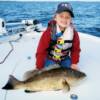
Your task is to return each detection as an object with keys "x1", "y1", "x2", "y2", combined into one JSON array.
[
  {"x1": 45, "y1": 64, "x2": 60, "y2": 70},
  {"x1": 54, "y1": 89, "x2": 61, "y2": 91},
  {"x1": 62, "y1": 80, "x2": 70, "y2": 92},
  {"x1": 24, "y1": 64, "x2": 60, "y2": 80},
  {"x1": 24, "y1": 90, "x2": 37, "y2": 93},
  {"x1": 2, "y1": 75, "x2": 21, "y2": 90},
  {"x1": 23, "y1": 69, "x2": 39, "y2": 80}
]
